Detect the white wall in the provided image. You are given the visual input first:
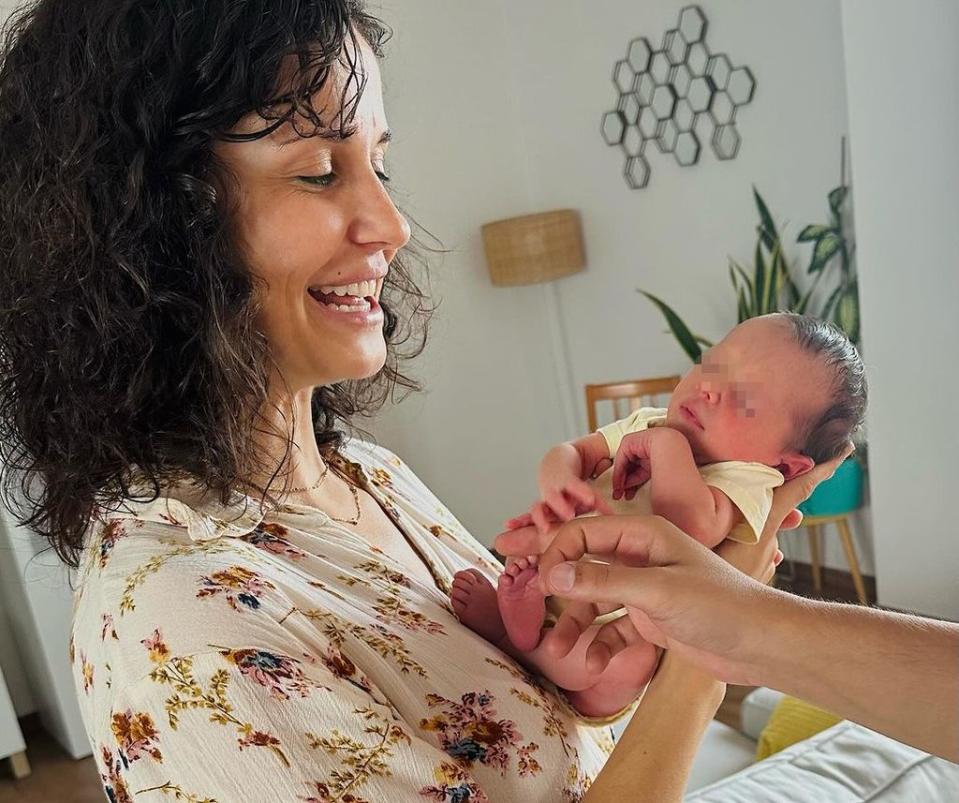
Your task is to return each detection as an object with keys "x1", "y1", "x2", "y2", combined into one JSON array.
[
  {"x1": 841, "y1": 0, "x2": 959, "y2": 619},
  {"x1": 372, "y1": 0, "x2": 873, "y2": 573}
]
